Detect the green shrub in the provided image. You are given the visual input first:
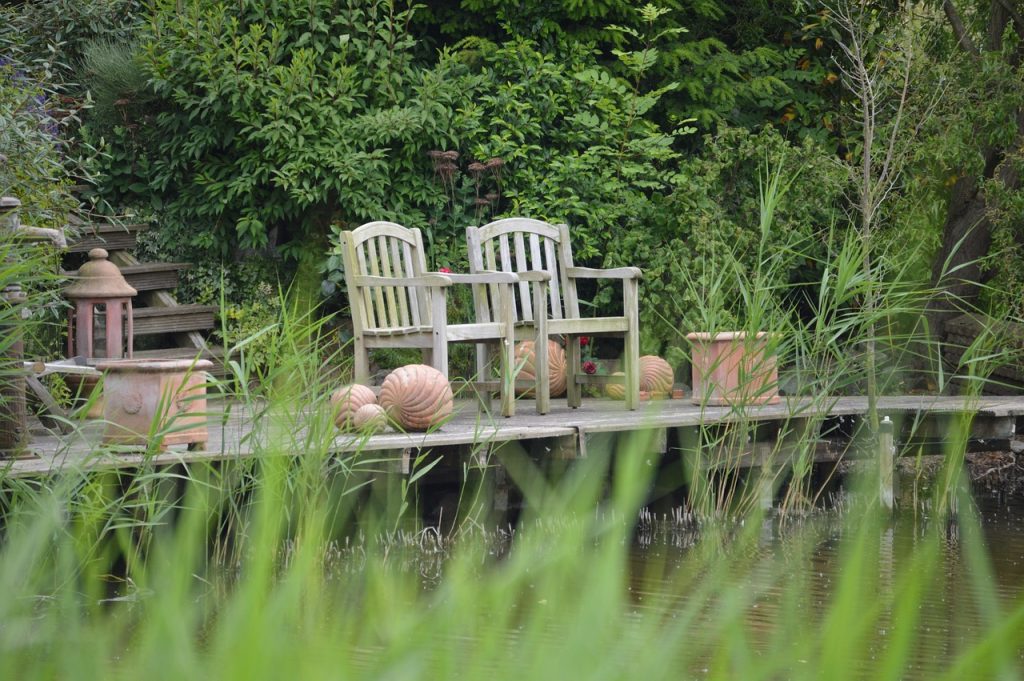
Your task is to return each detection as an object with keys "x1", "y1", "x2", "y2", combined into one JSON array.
[
  {"x1": 448, "y1": 35, "x2": 684, "y2": 263},
  {"x1": 133, "y1": 0, "x2": 464, "y2": 256},
  {"x1": 605, "y1": 125, "x2": 850, "y2": 359}
]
